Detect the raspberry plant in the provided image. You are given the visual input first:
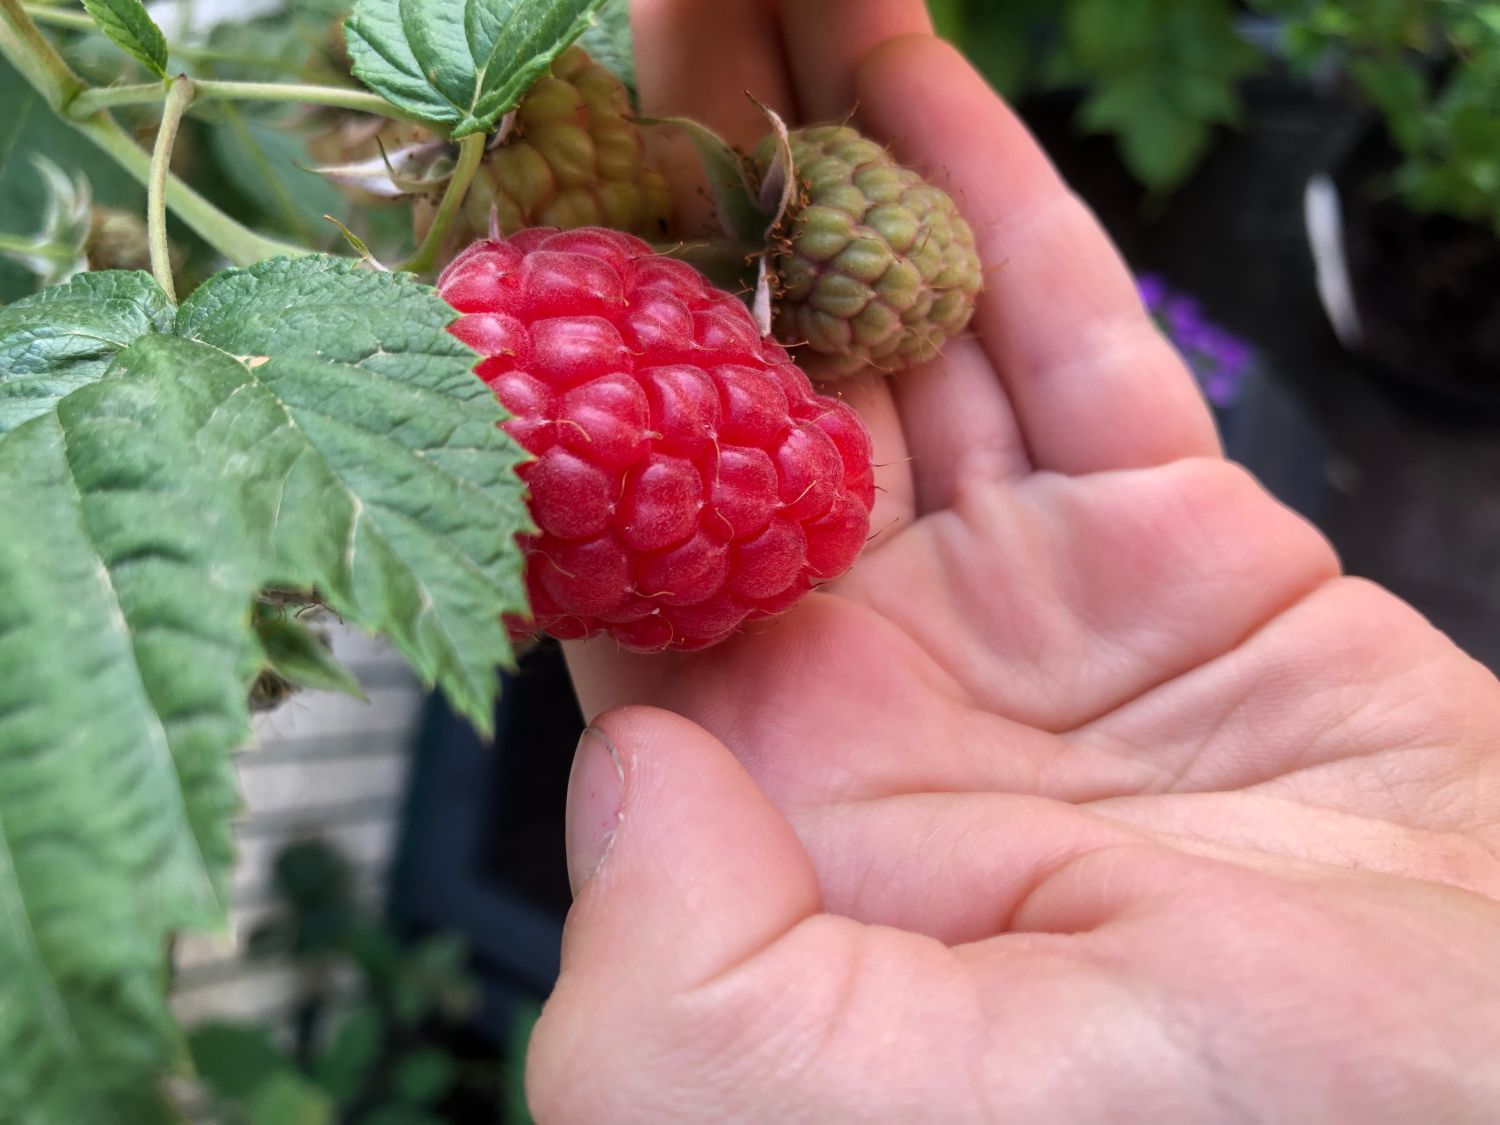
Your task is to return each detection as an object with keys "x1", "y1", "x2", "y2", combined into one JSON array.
[
  {"x1": 0, "y1": 0, "x2": 605, "y2": 1118},
  {"x1": 0, "y1": 0, "x2": 906, "y2": 1116}
]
